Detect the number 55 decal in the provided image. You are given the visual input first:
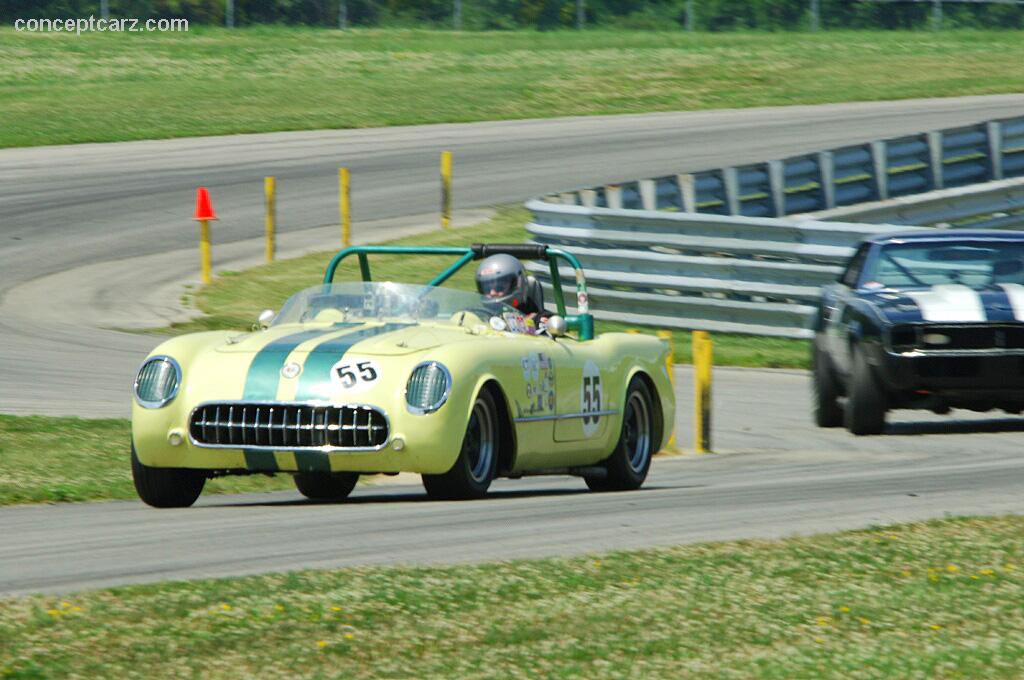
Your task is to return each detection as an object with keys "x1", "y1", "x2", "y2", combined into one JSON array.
[
  {"x1": 581, "y1": 361, "x2": 603, "y2": 437},
  {"x1": 330, "y1": 357, "x2": 381, "y2": 393}
]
